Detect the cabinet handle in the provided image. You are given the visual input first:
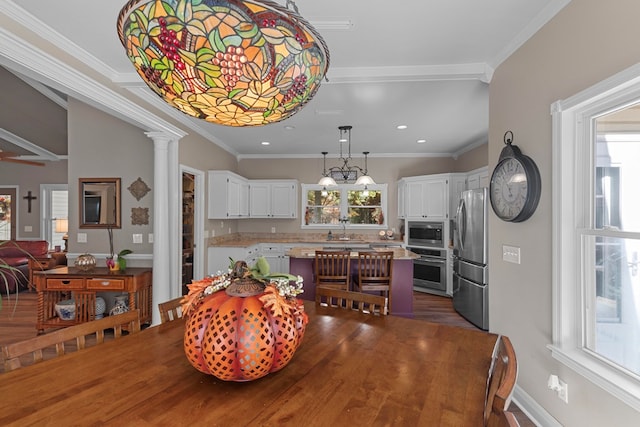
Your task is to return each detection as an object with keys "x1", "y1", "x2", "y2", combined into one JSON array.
[
  {"x1": 62, "y1": 280, "x2": 70, "y2": 285},
  {"x1": 101, "y1": 281, "x2": 110, "y2": 286}
]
